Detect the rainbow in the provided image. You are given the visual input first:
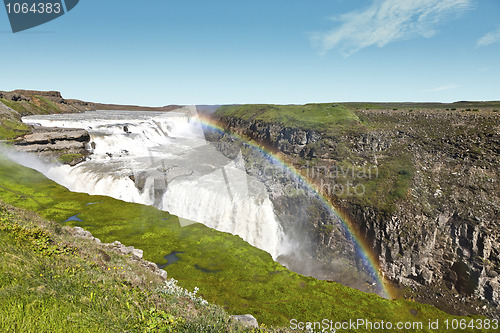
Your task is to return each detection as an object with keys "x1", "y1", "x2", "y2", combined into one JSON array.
[{"x1": 195, "y1": 114, "x2": 393, "y2": 299}]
